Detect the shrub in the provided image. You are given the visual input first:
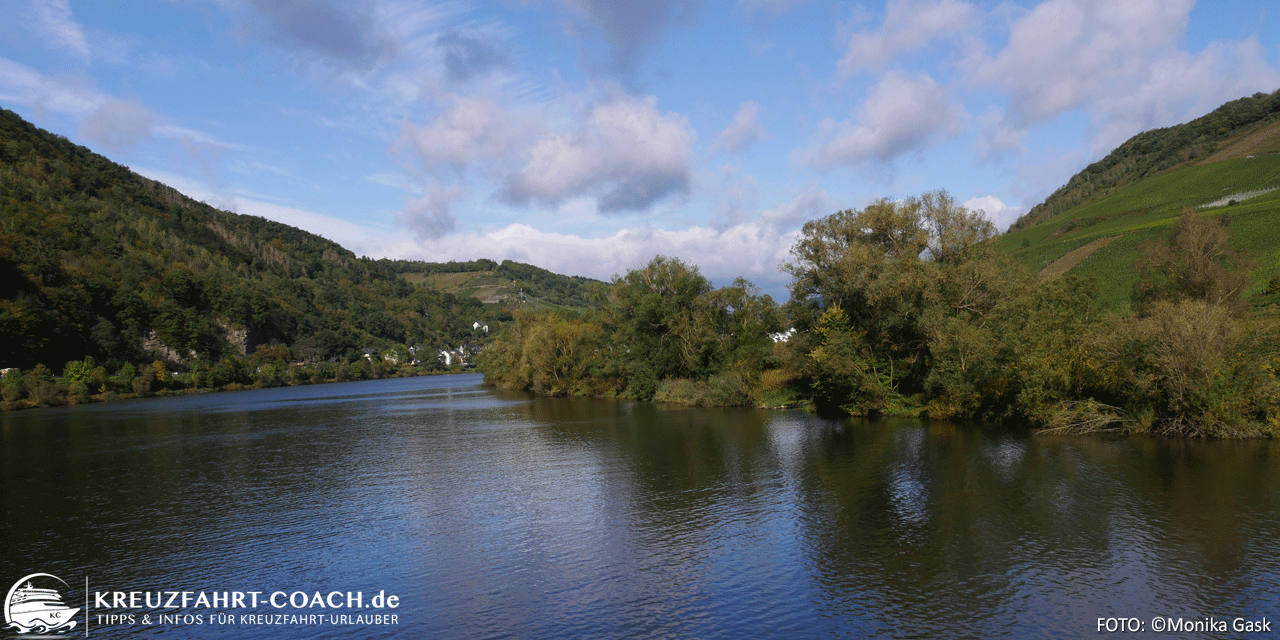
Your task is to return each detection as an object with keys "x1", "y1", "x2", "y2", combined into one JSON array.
[
  {"x1": 1099, "y1": 299, "x2": 1278, "y2": 437},
  {"x1": 31, "y1": 382, "x2": 66, "y2": 407},
  {"x1": 132, "y1": 363, "x2": 154, "y2": 395},
  {"x1": 67, "y1": 381, "x2": 90, "y2": 405},
  {"x1": 2, "y1": 382, "x2": 23, "y2": 405},
  {"x1": 653, "y1": 371, "x2": 754, "y2": 407}
]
